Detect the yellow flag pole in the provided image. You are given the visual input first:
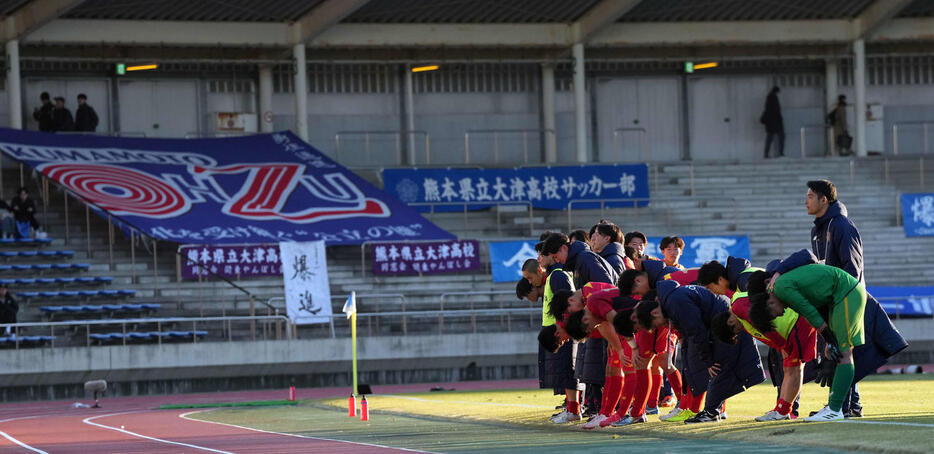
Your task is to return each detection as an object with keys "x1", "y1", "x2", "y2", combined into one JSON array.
[{"x1": 351, "y1": 311, "x2": 358, "y2": 397}]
